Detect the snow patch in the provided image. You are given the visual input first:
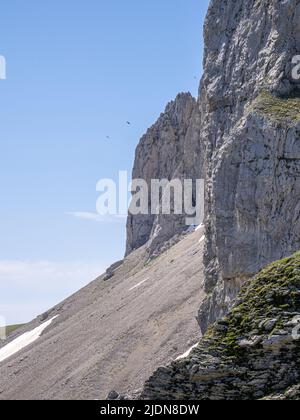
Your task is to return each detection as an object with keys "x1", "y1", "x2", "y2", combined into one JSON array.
[
  {"x1": 0, "y1": 316, "x2": 58, "y2": 363},
  {"x1": 176, "y1": 343, "x2": 199, "y2": 361},
  {"x1": 195, "y1": 224, "x2": 204, "y2": 232},
  {"x1": 129, "y1": 278, "x2": 150, "y2": 292},
  {"x1": 199, "y1": 235, "x2": 205, "y2": 244}
]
